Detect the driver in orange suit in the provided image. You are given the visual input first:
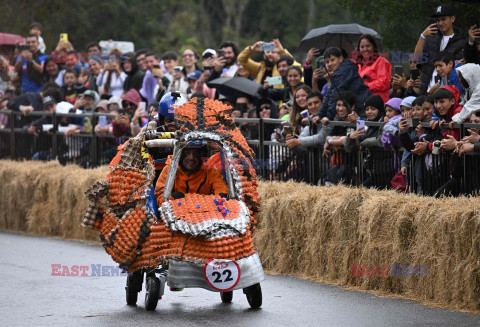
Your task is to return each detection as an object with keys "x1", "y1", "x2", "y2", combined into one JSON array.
[{"x1": 155, "y1": 147, "x2": 228, "y2": 206}]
